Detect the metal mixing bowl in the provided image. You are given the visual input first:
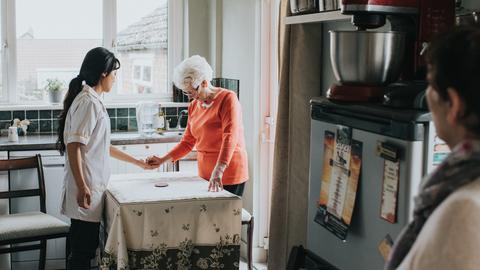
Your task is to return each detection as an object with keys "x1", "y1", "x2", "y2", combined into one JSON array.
[{"x1": 330, "y1": 30, "x2": 406, "y2": 85}]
